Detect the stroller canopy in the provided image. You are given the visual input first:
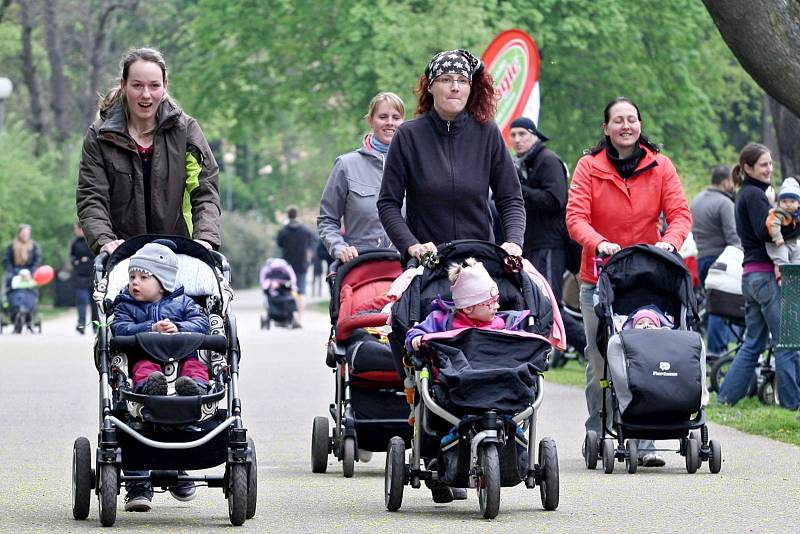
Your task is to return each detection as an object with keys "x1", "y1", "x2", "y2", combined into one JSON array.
[{"x1": 595, "y1": 244, "x2": 698, "y2": 328}]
